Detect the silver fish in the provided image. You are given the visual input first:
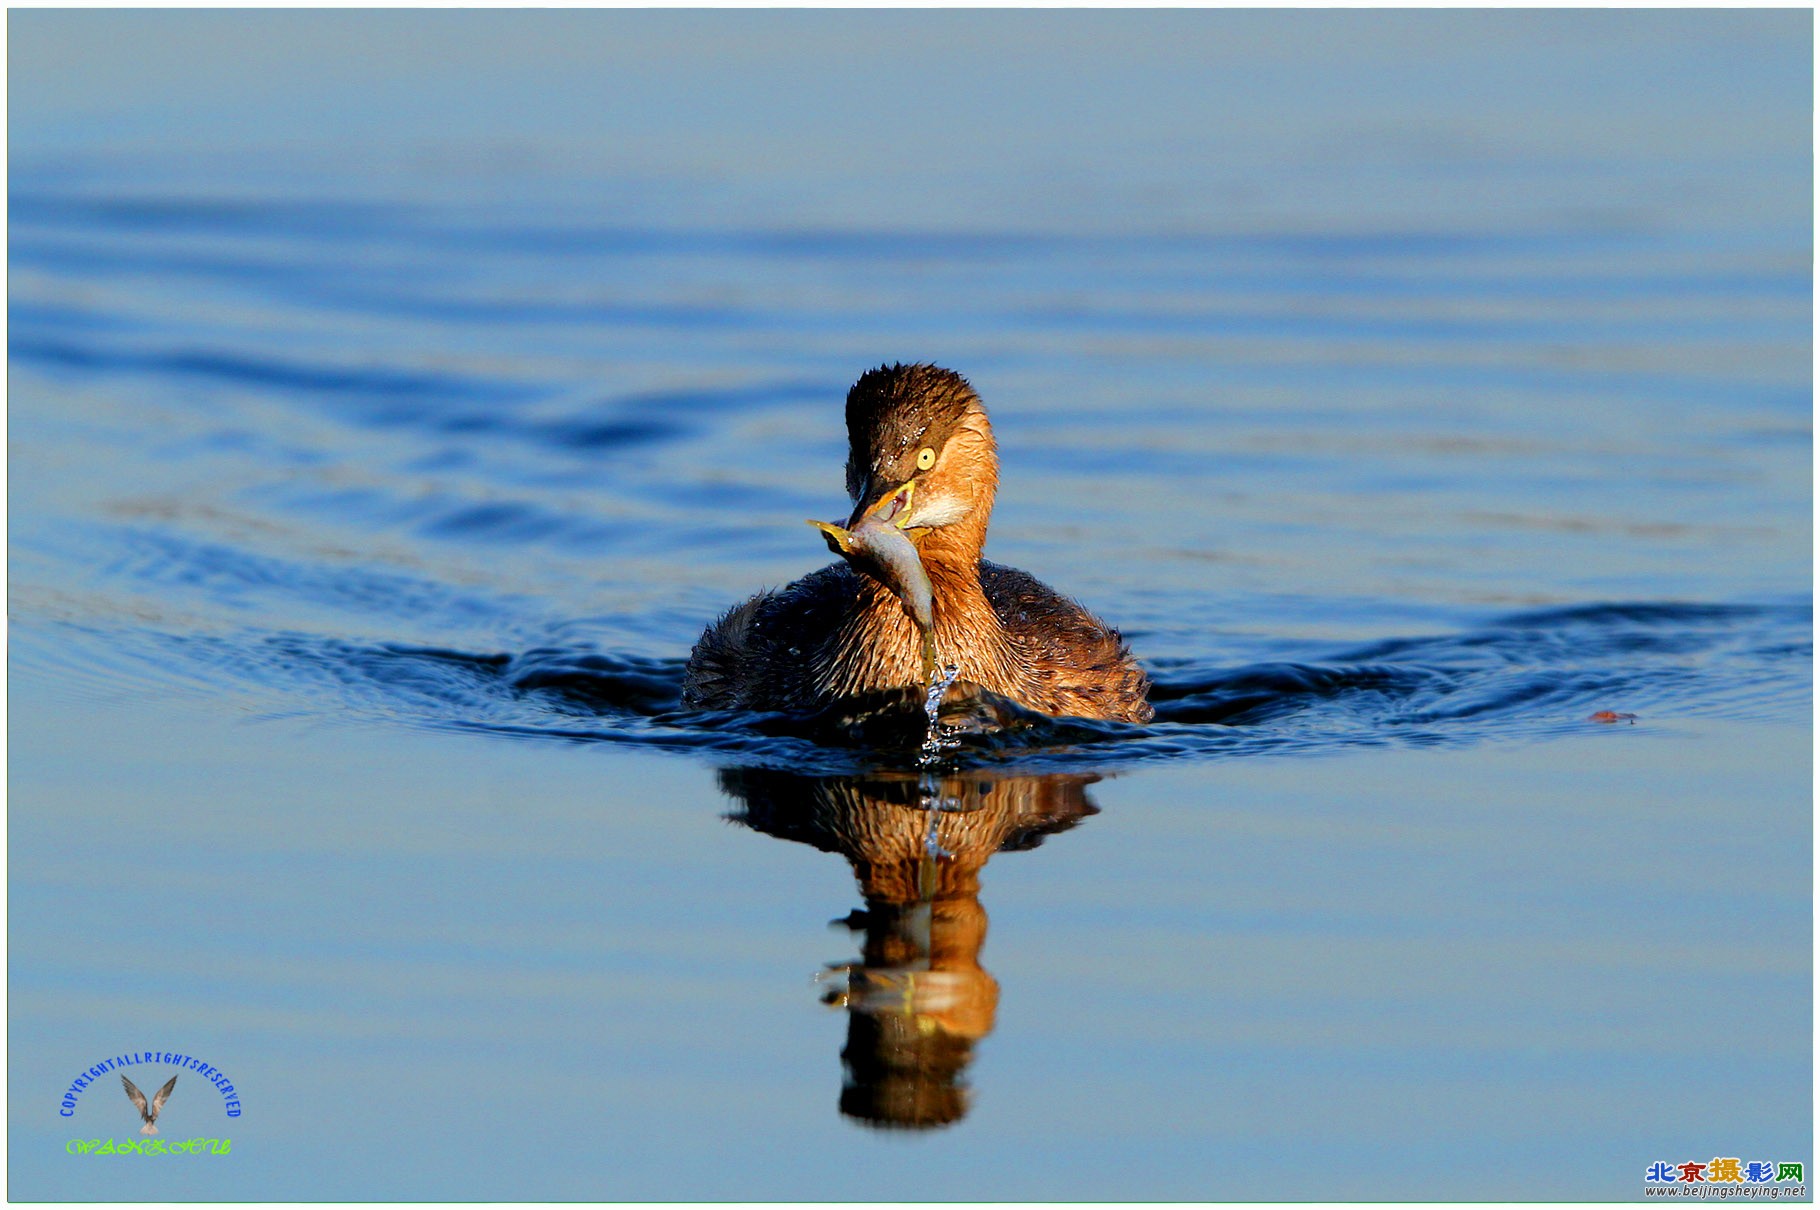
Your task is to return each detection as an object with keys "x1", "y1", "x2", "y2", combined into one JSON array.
[{"x1": 810, "y1": 515, "x2": 934, "y2": 634}]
